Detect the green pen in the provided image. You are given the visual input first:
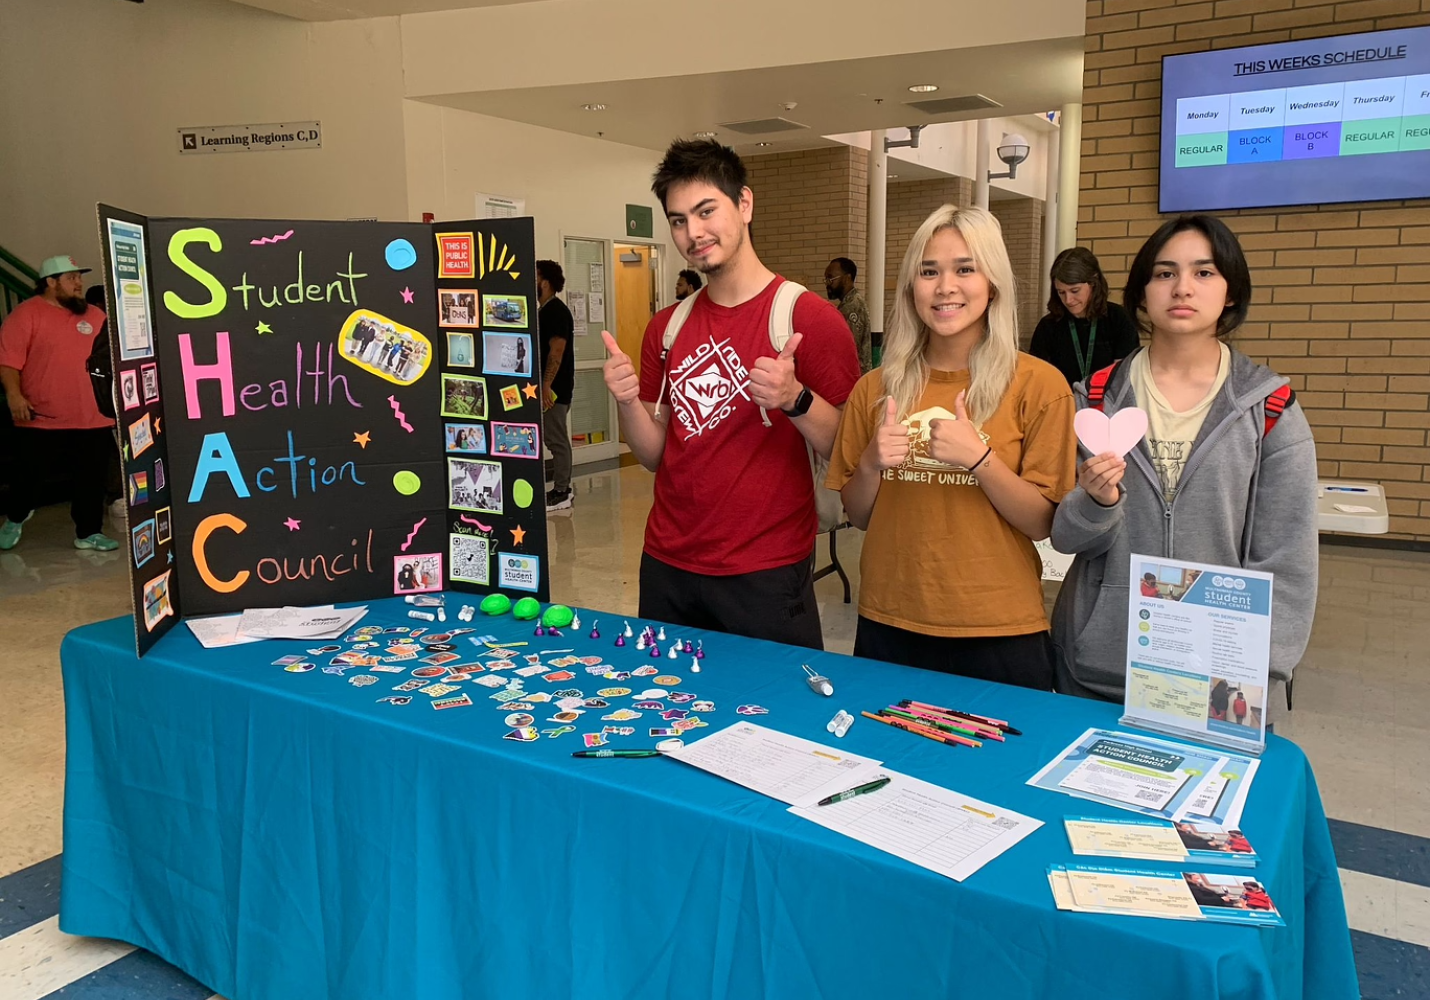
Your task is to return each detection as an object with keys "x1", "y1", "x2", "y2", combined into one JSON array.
[{"x1": 817, "y1": 775, "x2": 892, "y2": 806}]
